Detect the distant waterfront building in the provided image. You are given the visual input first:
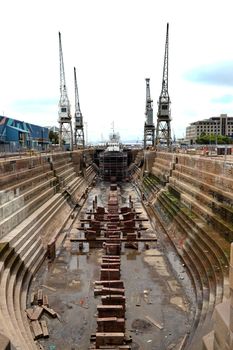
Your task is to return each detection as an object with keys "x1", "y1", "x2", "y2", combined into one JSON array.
[
  {"x1": 0, "y1": 115, "x2": 49, "y2": 151},
  {"x1": 186, "y1": 114, "x2": 233, "y2": 144}
]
